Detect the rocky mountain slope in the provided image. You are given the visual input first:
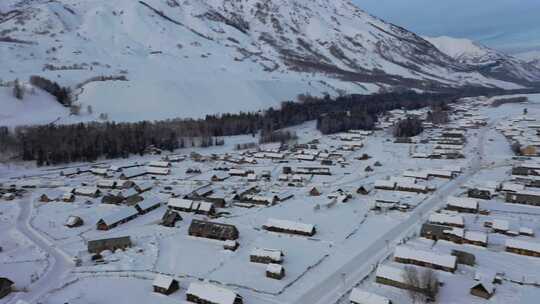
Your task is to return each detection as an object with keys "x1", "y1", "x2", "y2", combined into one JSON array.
[
  {"x1": 0, "y1": 0, "x2": 535, "y2": 122},
  {"x1": 426, "y1": 36, "x2": 540, "y2": 86}
]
